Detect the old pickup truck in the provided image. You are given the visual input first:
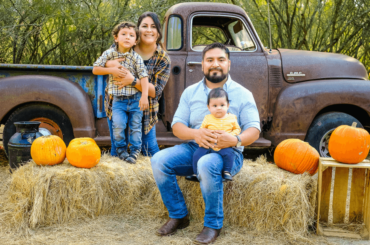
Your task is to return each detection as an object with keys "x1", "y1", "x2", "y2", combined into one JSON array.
[{"x1": 0, "y1": 2, "x2": 369, "y2": 158}]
